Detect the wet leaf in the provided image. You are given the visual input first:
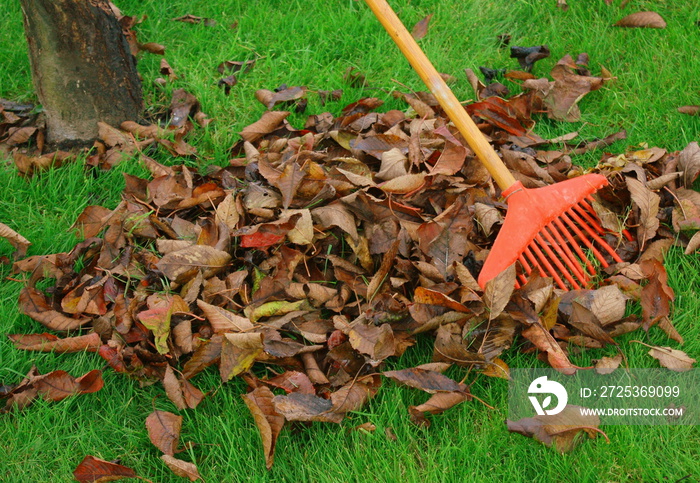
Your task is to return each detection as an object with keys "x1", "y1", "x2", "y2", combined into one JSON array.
[{"x1": 510, "y1": 45, "x2": 550, "y2": 72}]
